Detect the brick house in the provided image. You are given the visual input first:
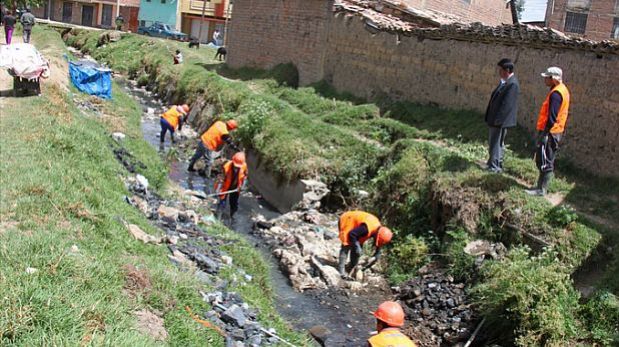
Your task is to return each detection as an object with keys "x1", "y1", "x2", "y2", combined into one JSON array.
[
  {"x1": 32, "y1": 0, "x2": 140, "y2": 32},
  {"x1": 397, "y1": 0, "x2": 513, "y2": 25},
  {"x1": 179, "y1": 0, "x2": 229, "y2": 43},
  {"x1": 545, "y1": 0, "x2": 619, "y2": 40}
]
